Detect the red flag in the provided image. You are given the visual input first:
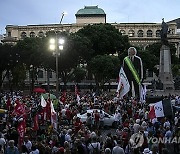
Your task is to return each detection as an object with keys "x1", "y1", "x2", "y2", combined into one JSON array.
[
  {"x1": 75, "y1": 85, "x2": 80, "y2": 103},
  {"x1": 51, "y1": 101, "x2": 57, "y2": 130},
  {"x1": 6, "y1": 98, "x2": 11, "y2": 110},
  {"x1": 17, "y1": 119, "x2": 26, "y2": 146},
  {"x1": 60, "y1": 91, "x2": 66, "y2": 104},
  {"x1": 12, "y1": 100, "x2": 26, "y2": 117},
  {"x1": 45, "y1": 99, "x2": 51, "y2": 121},
  {"x1": 33, "y1": 114, "x2": 39, "y2": 131},
  {"x1": 148, "y1": 105, "x2": 156, "y2": 119}
]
